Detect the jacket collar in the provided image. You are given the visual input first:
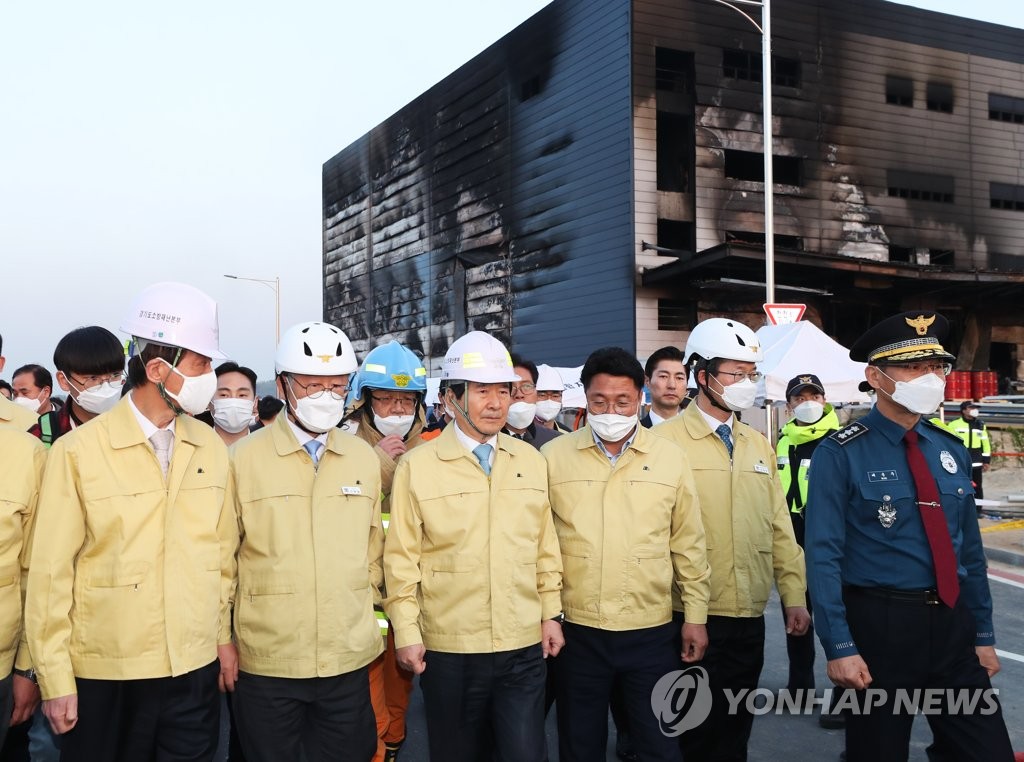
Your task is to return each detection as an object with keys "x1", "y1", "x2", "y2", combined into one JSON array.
[
  {"x1": 434, "y1": 422, "x2": 516, "y2": 461},
  {"x1": 572, "y1": 421, "x2": 654, "y2": 454},
  {"x1": 780, "y1": 405, "x2": 840, "y2": 444},
  {"x1": 270, "y1": 412, "x2": 356, "y2": 457},
  {"x1": 108, "y1": 395, "x2": 204, "y2": 450}
]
